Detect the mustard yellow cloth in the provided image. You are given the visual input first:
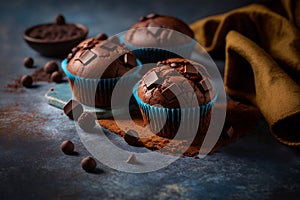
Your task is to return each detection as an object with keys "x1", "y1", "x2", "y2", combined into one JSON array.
[{"x1": 191, "y1": 0, "x2": 300, "y2": 146}]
